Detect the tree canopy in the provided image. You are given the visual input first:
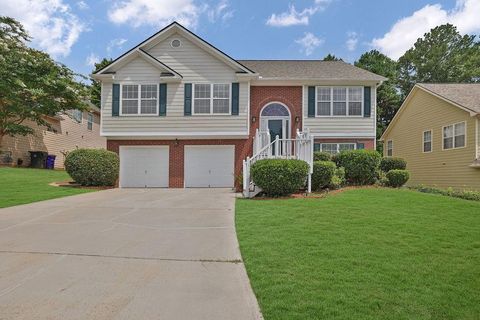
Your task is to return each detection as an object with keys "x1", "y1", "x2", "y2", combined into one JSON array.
[
  {"x1": 323, "y1": 54, "x2": 343, "y2": 61},
  {"x1": 0, "y1": 16, "x2": 88, "y2": 147},
  {"x1": 398, "y1": 24, "x2": 480, "y2": 97},
  {"x1": 89, "y1": 58, "x2": 113, "y2": 108}
]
